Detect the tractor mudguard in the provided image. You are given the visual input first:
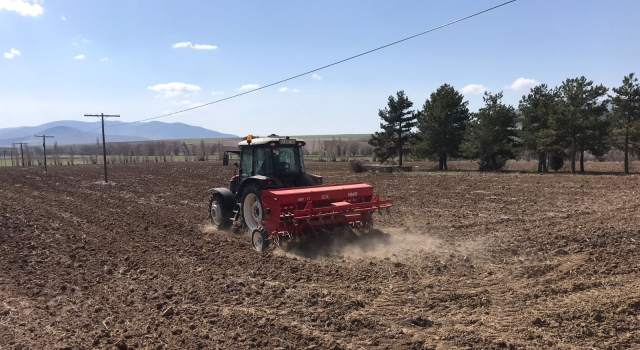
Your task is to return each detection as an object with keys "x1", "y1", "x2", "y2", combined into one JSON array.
[
  {"x1": 296, "y1": 173, "x2": 323, "y2": 186},
  {"x1": 237, "y1": 175, "x2": 284, "y2": 197},
  {"x1": 207, "y1": 188, "x2": 237, "y2": 209}
]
